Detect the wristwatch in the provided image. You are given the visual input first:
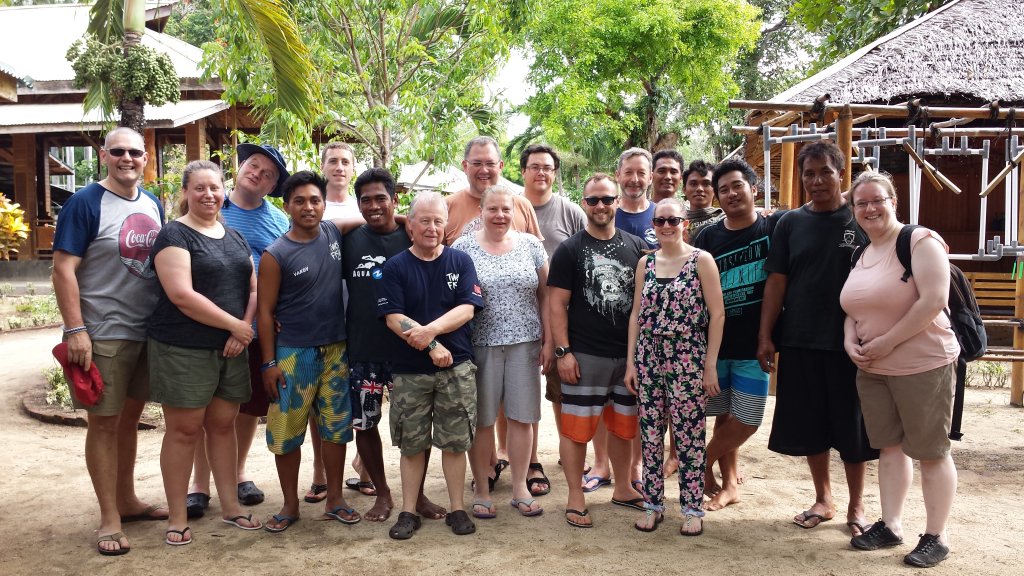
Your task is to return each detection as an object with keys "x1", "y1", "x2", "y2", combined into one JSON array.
[{"x1": 554, "y1": 346, "x2": 572, "y2": 358}]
